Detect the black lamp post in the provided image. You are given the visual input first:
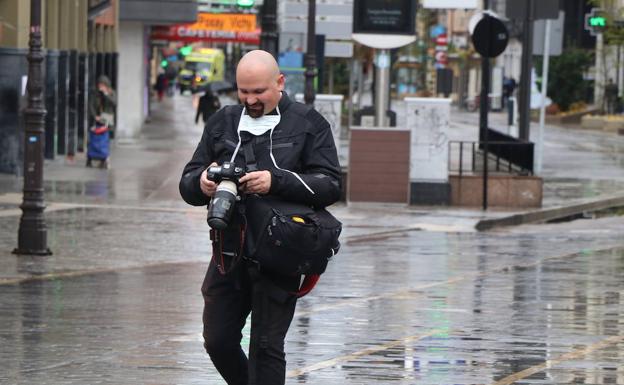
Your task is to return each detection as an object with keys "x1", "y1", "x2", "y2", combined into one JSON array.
[
  {"x1": 260, "y1": 0, "x2": 278, "y2": 57},
  {"x1": 304, "y1": 0, "x2": 316, "y2": 105},
  {"x1": 14, "y1": 0, "x2": 51, "y2": 256}
]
